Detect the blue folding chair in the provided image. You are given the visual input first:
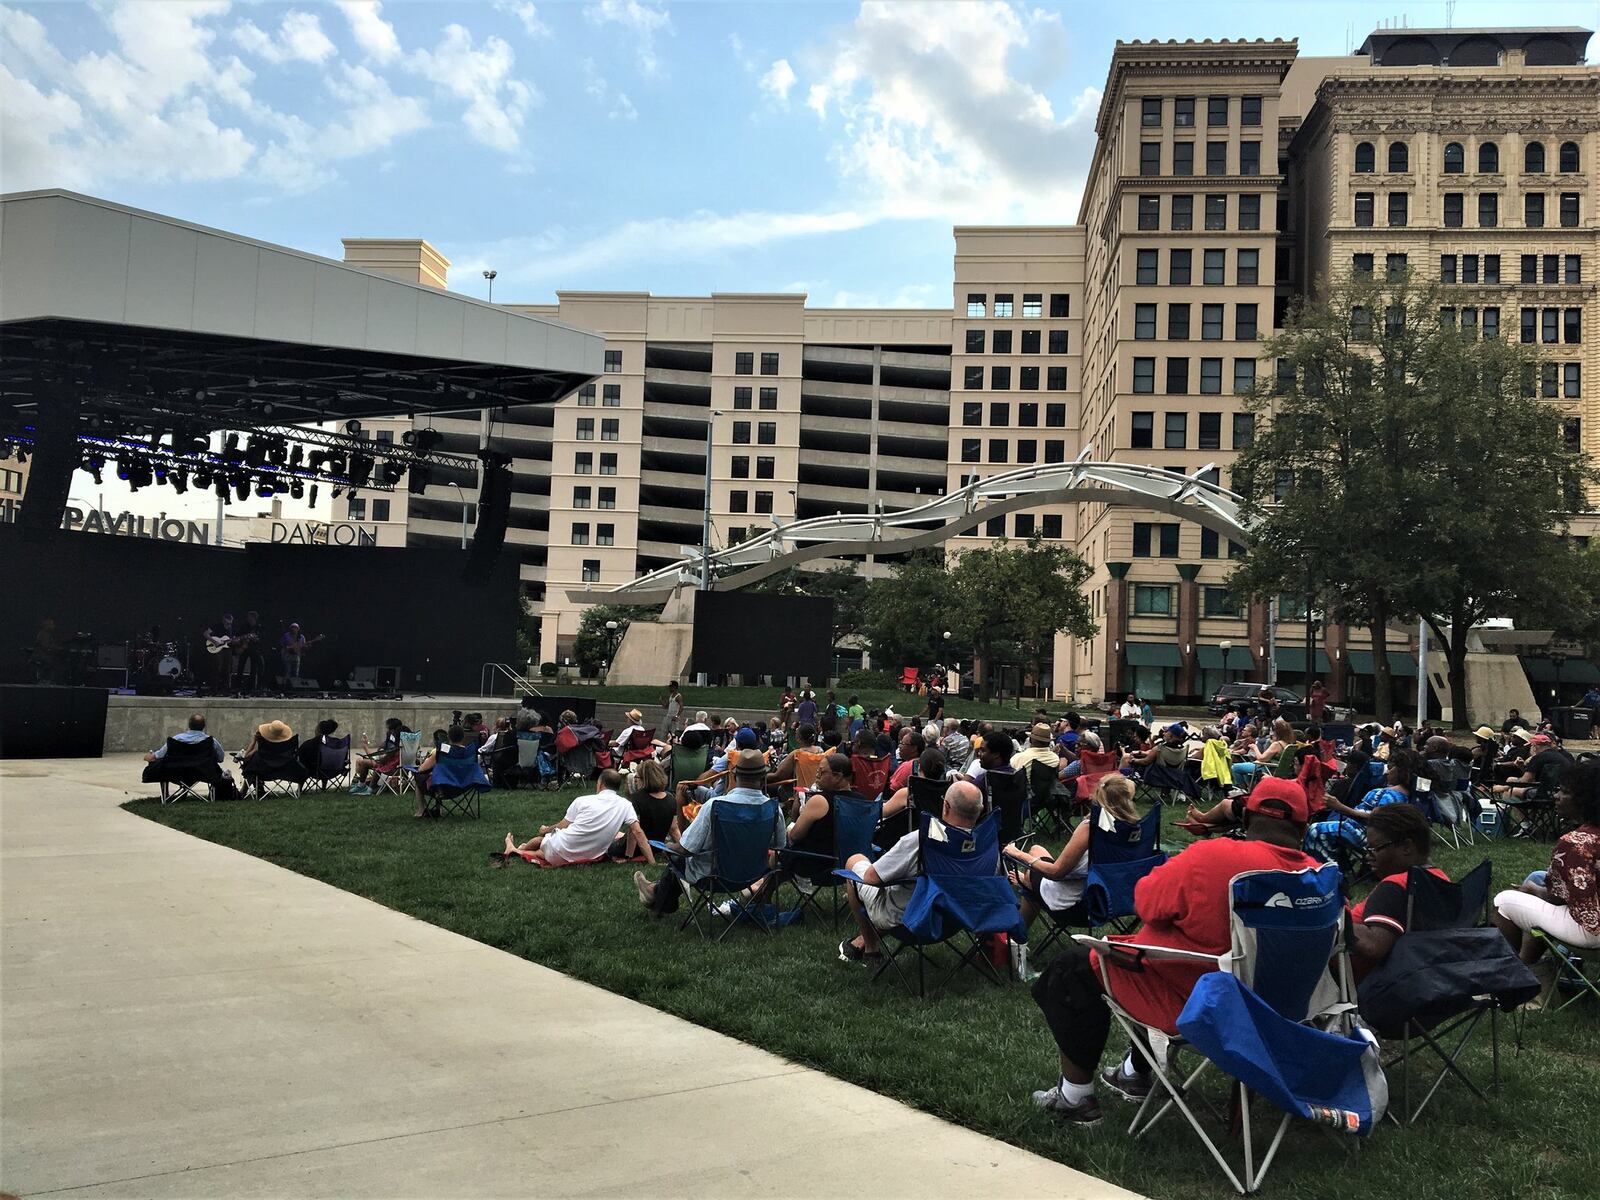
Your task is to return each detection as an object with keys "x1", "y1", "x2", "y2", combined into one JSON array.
[
  {"x1": 424, "y1": 744, "x2": 490, "y2": 818},
  {"x1": 1031, "y1": 804, "x2": 1166, "y2": 960},
  {"x1": 844, "y1": 812, "x2": 1025, "y2": 997},
  {"x1": 777, "y1": 792, "x2": 880, "y2": 928},
  {"x1": 654, "y1": 799, "x2": 785, "y2": 941},
  {"x1": 1078, "y1": 863, "x2": 1360, "y2": 1195}
]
